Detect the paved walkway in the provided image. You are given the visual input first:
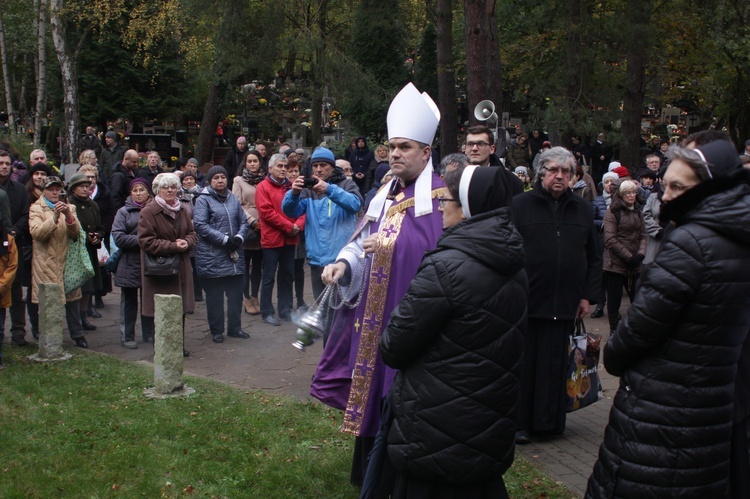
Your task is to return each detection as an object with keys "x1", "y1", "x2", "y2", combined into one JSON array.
[{"x1": 17, "y1": 285, "x2": 626, "y2": 497}]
